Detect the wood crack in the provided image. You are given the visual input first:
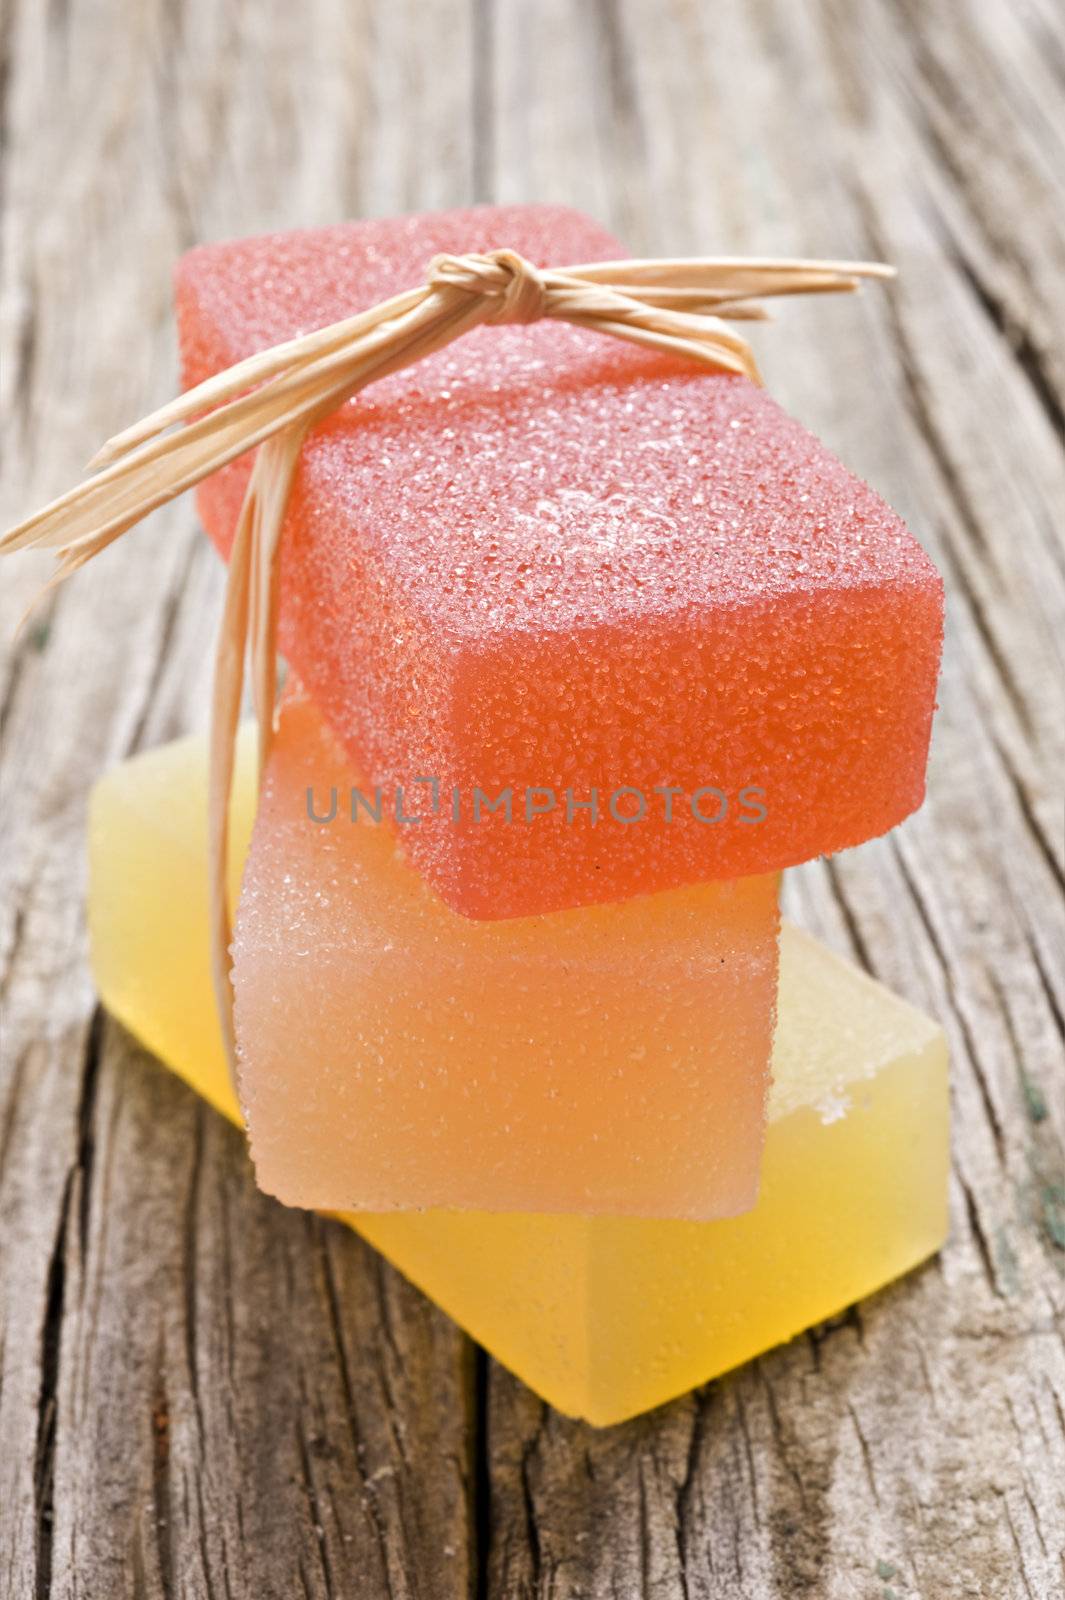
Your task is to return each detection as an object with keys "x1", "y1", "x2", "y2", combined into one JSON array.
[
  {"x1": 987, "y1": 729, "x2": 1065, "y2": 901},
  {"x1": 472, "y1": 1346, "x2": 492, "y2": 1600},
  {"x1": 32, "y1": 1019, "x2": 100, "y2": 1599},
  {"x1": 518, "y1": 1423, "x2": 543, "y2": 1595},
  {"x1": 33, "y1": 1171, "x2": 71, "y2": 1600},
  {"x1": 946, "y1": 236, "x2": 1065, "y2": 448},
  {"x1": 821, "y1": 857, "x2": 874, "y2": 973},
  {"x1": 897, "y1": 14, "x2": 1065, "y2": 425},
  {"x1": 181, "y1": 1101, "x2": 206, "y2": 1446},
  {"x1": 891, "y1": 839, "x2": 1010, "y2": 1164},
  {"x1": 150, "y1": 1360, "x2": 174, "y2": 1599},
  {"x1": 961, "y1": 1176, "x2": 1003, "y2": 1299}
]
